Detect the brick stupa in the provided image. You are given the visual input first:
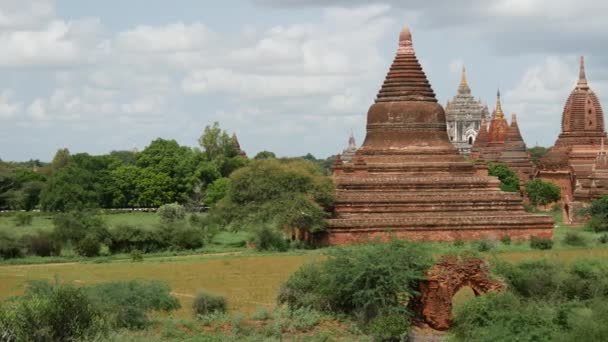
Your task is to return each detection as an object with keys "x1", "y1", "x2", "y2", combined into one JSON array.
[{"x1": 321, "y1": 26, "x2": 554, "y2": 245}]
